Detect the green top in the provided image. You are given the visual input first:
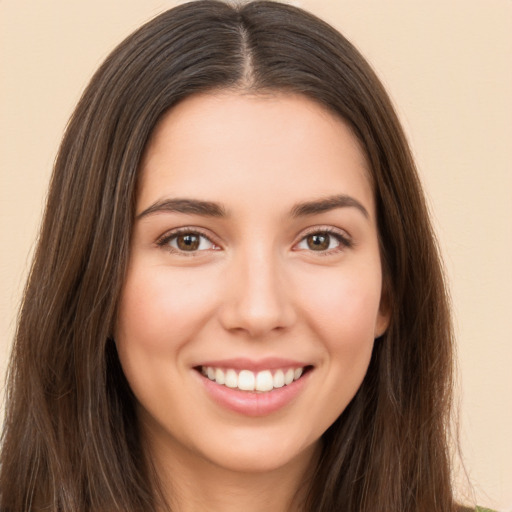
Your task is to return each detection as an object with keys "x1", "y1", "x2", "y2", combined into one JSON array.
[{"x1": 475, "y1": 508, "x2": 496, "y2": 512}]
